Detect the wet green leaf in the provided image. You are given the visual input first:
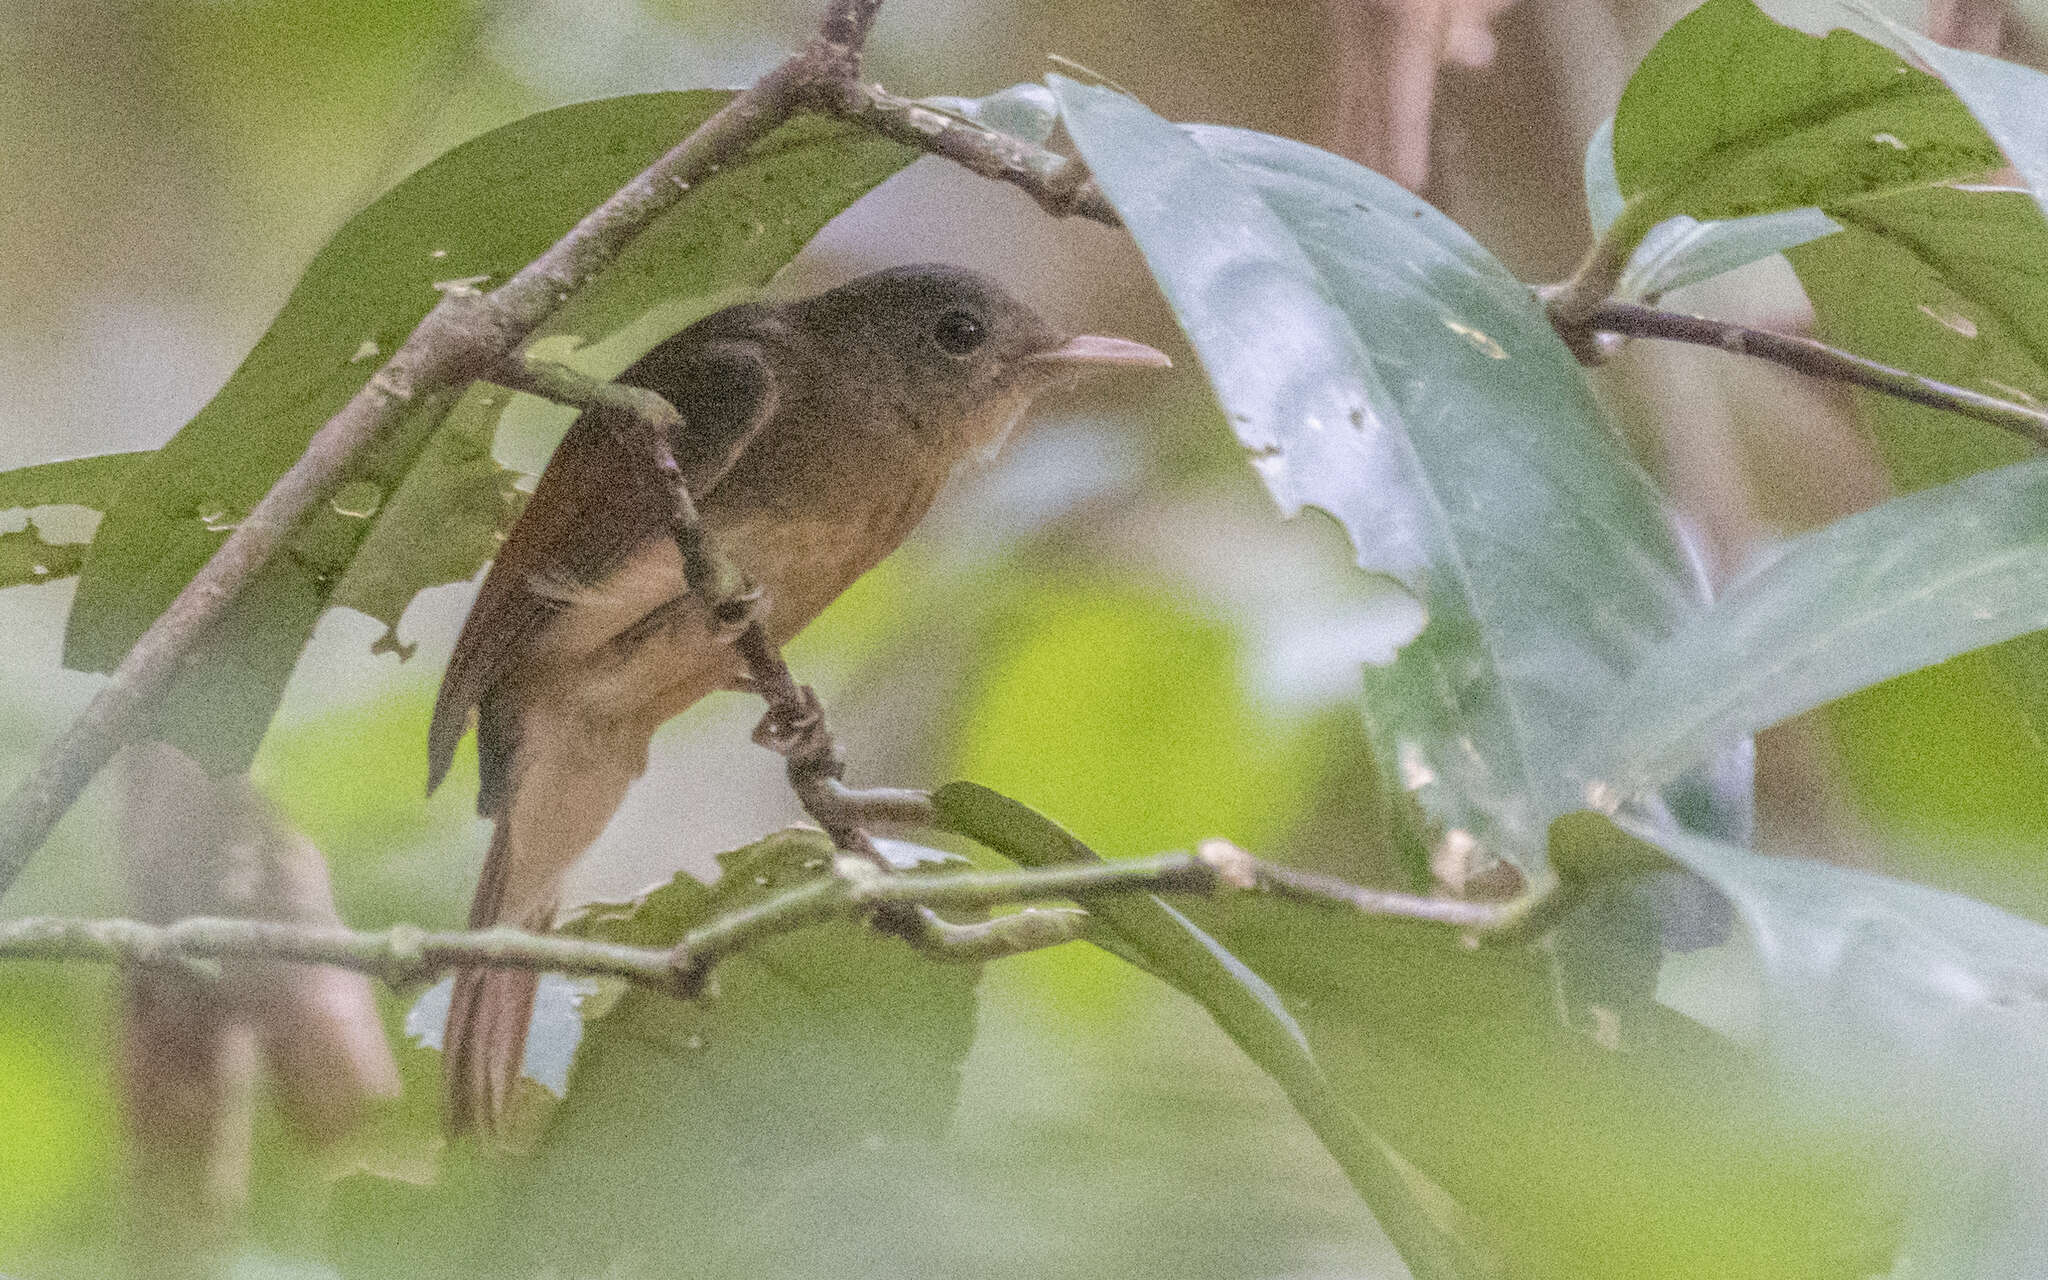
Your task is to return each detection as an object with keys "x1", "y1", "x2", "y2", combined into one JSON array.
[
  {"x1": 1052, "y1": 81, "x2": 1697, "y2": 875},
  {"x1": 63, "y1": 93, "x2": 915, "y2": 772},
  {"x1": 0, "y1": 451, "x2": 151, "y2": 590},
  {"x1": 326, "y1": 386, "x2": 528, "y2": 659}
]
